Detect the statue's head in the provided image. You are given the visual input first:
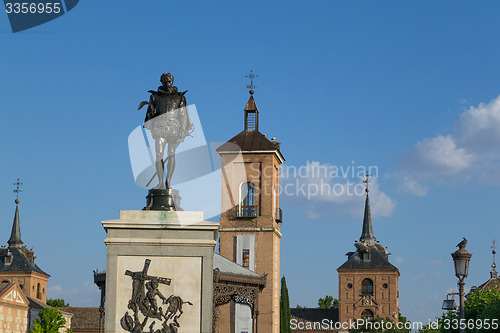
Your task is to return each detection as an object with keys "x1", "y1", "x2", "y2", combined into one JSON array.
[{"x1": 160, "y1": 72, "x2": 174, "y2": 87}]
